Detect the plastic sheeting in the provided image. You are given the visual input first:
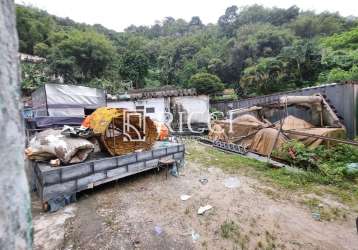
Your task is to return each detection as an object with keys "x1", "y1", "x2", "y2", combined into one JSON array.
[
  {"x1": 276, "y1": 115, "x2": 346, "y2": 149},
  {"x1": 154, "y1": 121, "x2": 169, "y2": 141},
  {"x1": 48, "y1": 193, "x2": 76, "y2": 213},
  {"x1": 32, "y1": 84, "x2": 106, "y2": 117}
]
